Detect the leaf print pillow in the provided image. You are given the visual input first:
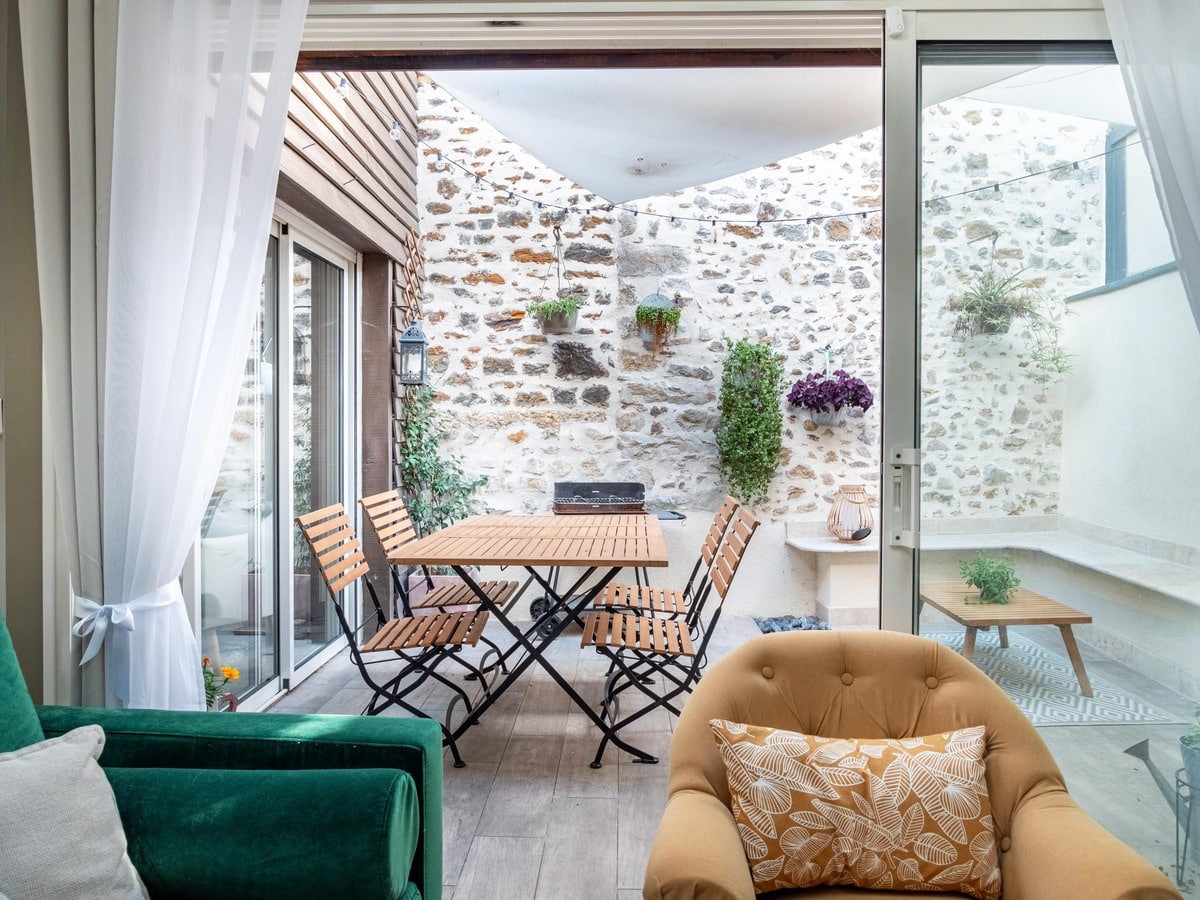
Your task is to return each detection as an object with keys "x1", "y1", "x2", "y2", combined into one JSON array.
[{"x1": 709, "y1": 720, "x2": 1000, "y2": 900}]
